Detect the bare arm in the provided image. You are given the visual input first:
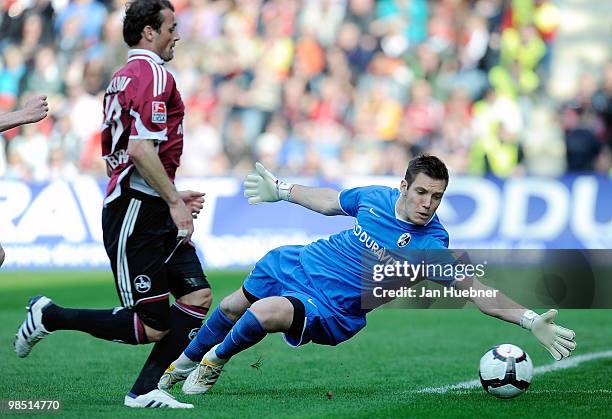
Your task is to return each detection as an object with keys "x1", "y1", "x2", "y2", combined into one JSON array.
[
  {"x1": 0, "y1": 110, "x2": 30, "y2": 132},
  {"x1": 289, "y1": 185, "x2": 345, "y2": 216},
  {"x1": 127, "y1": 140, "x2": 193, "y2": 240},
  {"x1": 0, "y1": 96, "x2": 48, "y2": 132},
  {"x1": 455, "y1": 276, "x2": 527, "y2": 325}
]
